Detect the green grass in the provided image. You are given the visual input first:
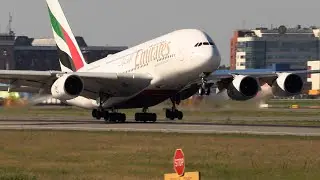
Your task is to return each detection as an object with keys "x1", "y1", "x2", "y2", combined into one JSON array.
[
  {"x1": 2, "y1": 105, "x2": 320, "y2": 117},
  {"x1": 0, "y1": 130, "x2": 320, "y2": 179},
  {"x1": 2, "y1": 105, "x2": 320, "y2": 127}
]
